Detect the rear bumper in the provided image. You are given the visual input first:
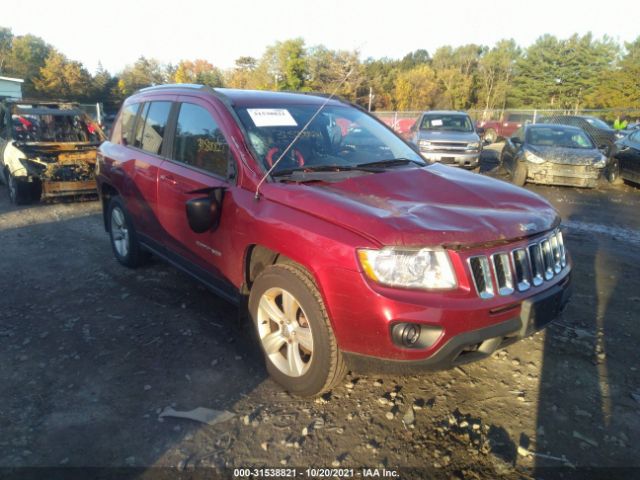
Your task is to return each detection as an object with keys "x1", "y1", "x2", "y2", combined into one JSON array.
[{"x1": 343, "y1": 273, "x2": 572, "y2": 374}]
